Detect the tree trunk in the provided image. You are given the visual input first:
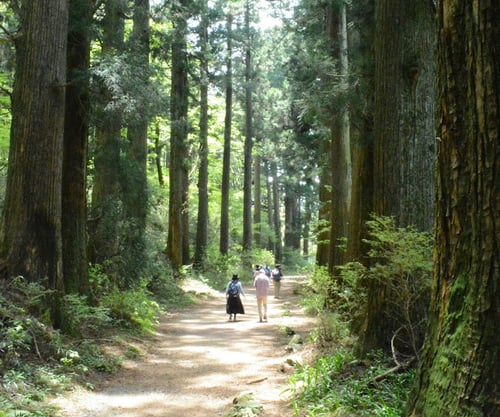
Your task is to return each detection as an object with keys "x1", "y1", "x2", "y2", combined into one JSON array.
[
  {"x1": 264, "y1": 160, "x2": 274, "y2": 252},
  {"x1": 406, "y1": 1, "x2": 500, "y2": 415},
  {"x1": 122, "y1": 0, "x2": 150, "y2": 283},
  {"x1": 88, "y1": 0, "x2": 126, "y2": 269},
  {"x1": 154, "y1": 122, "x2": 164, "y2": 186},
  {"x1": 219, "y1": 12, "x2": 233, "y2": 256},
  {"x1": 1, "y1": 0, "x2": 68, "y2": 327},
  {"x1": 284, "y1": 190, "x2": 300, "y2": 250},
  {"x1": 167, "y1": 0, "x2": 189, "y2": 272},
  {"x1": 346, "y1": 0, "x2": 374, "y2": 264},
  {"x1": 315, "y1": 138, "x2": 331, "y2": 267},
  {"x1": 360, "y1": 0, "x2": 436, "y2": 354},
  {"x1": 194, "y1": 0, "x2": 209, "y2": 269},
  {"x1": 328, "y1": 2, "x2": 352, "y2": 273},
  {"x1": 62, "y1": 0, "x2": 93, "y2": 296},
  {"x1": 253, "y1": 153, "x2": 262, "y2": 247},
  {"x1": 271, "y1": 161, "x2": 282, "y2": 263},
  {"x1": 242, "y1": 0, "x2": 253, "y2": 256}
]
